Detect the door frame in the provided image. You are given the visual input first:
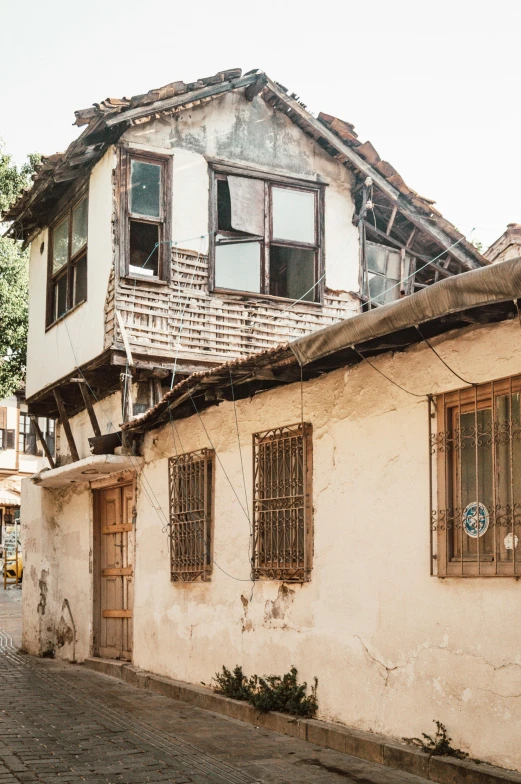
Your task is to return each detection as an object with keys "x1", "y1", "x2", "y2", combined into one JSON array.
[{"x1": 92, "y1": 471, "x2": 137, "y2": 659}]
